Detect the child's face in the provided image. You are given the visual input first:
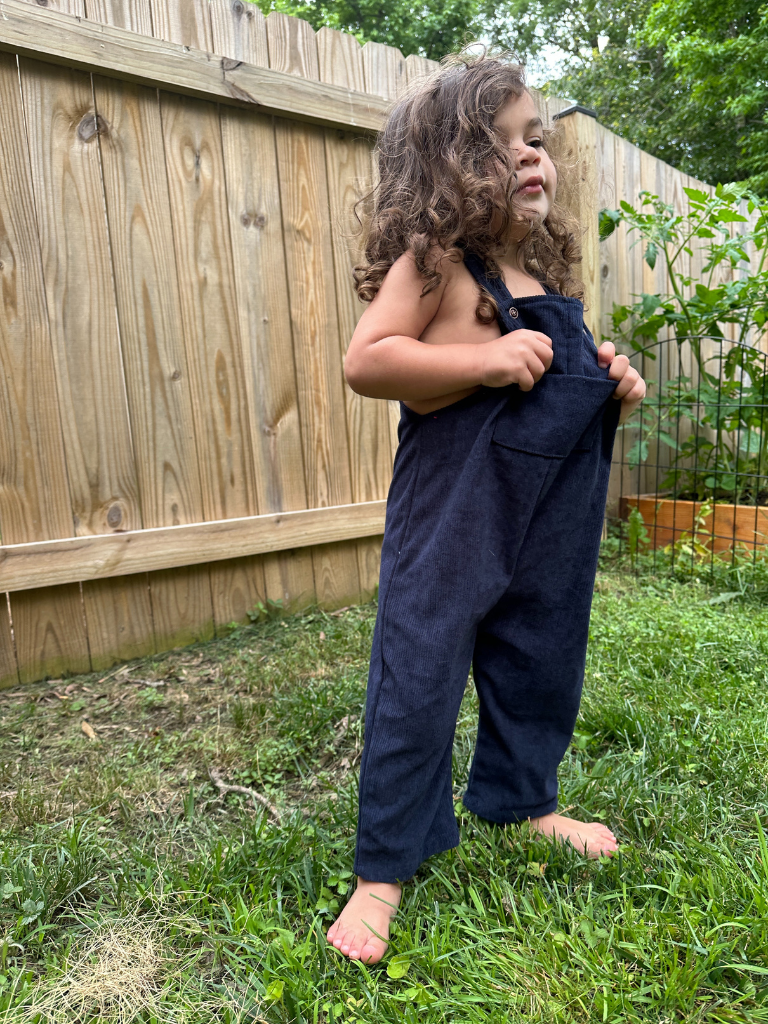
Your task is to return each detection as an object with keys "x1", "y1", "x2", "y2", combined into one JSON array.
[{"x1": 493, "y1": 91, "x2": 557, "y2": 224}]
